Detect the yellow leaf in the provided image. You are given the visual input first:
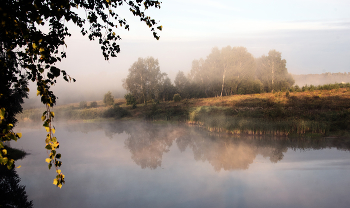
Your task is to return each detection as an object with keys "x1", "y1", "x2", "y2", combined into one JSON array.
[
  {"x1": 32, "y1": 43, "x2": 37, "y2": 49},
  {"x1": 17, "y1": 165, "x2": 21, "y2": 168},
  {"x1": 58, "y1": 184, "x2": 62, "y2": 188},
  {"x1": 112, "y1": 32, "x2": 115, "y2": 36},
  {"x1": 51, "y1": 112, "x2": 55, "y2": 117},
  {"x1": 45, "y1": 158, "x2": 51, "y2": 163},
  {"x1": 2, "y1": 149, "x2": 7, "y2": 155},
  {"x1": 41, "y1": 115, "x2": 46, "y2": 121},
  {"x1": 53, "y1": 178, "x2": 58, "y2": 185},
  {"x1": 52, "y1": 128, "x2": 55, "y2": 134},
  {"x1": 16, "y1": 133, "x2": 22, "y2": 138},
  {"x1": 56, "y1": 169, "x2": 61, "y2": 174},
  {"x1": 37, "y1": 90, "x2": 40, "y2": 96},
  {"x1": 45, "y1": 127, "x2": 50, "y2": 132}
]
